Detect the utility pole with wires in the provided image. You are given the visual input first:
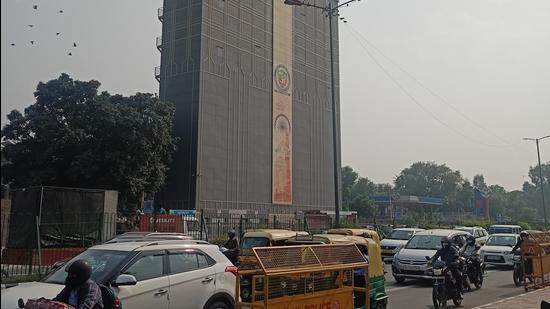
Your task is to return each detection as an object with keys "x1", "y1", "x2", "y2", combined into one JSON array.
[
  {"x1": 523, "y1": 135, "x2": 550, "y2": 229},
  {"x1": 284, "y1": 0, "x2": 362, "y2": 228}
]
